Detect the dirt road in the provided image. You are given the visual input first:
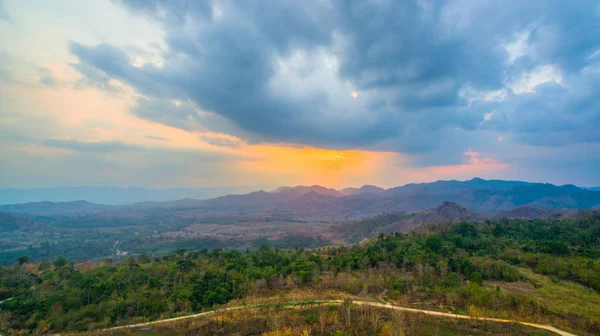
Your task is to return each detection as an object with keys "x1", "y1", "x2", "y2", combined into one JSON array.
[{"x1": 73, "y1": 299, "x2": 578, "y2": 336}]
